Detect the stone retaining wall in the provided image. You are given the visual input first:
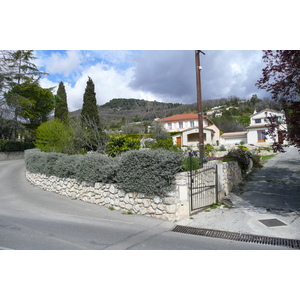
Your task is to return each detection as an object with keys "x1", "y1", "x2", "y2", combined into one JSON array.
[
  {"x1": 0, "y1": 151, "x2": 24, "y2": 161},
  {"x1": 26, "y1": 171, "x2": 190, "y2": 222},
  {"x1": 25, "y1": 160, "x2": 242, "y2": 222}
]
